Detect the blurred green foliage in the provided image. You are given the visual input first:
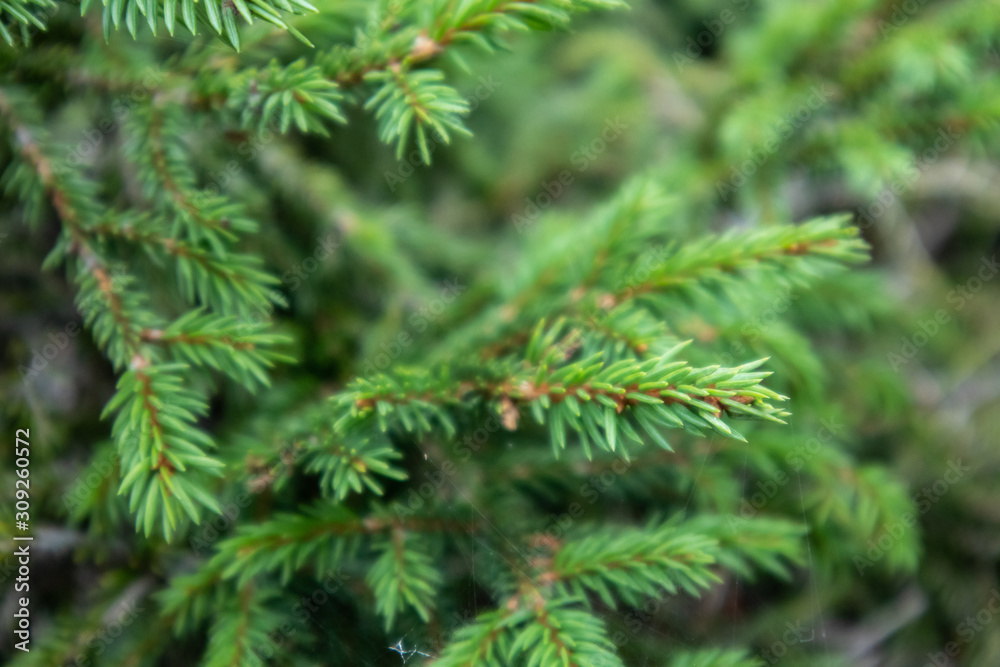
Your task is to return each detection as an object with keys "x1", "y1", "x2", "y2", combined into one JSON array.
[{"x1": 1, "y1": 0, "x2": 999, "y2": 665}]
